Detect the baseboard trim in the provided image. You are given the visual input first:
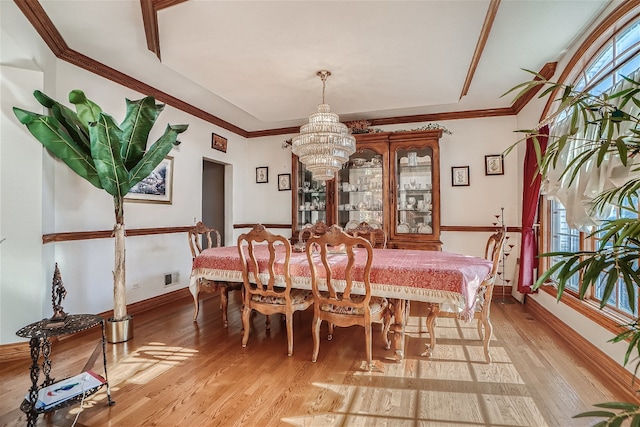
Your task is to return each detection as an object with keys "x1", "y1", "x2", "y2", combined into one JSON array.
[
  {"x1": 97, "y1": 287, "x2": 192, "y2": 320},
  {"x1": 525, "y1": 296, "x2": 640, "y2": 403},
  {"x1": 0, "y1": 288, "x2": 192, "y2": 363}
]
